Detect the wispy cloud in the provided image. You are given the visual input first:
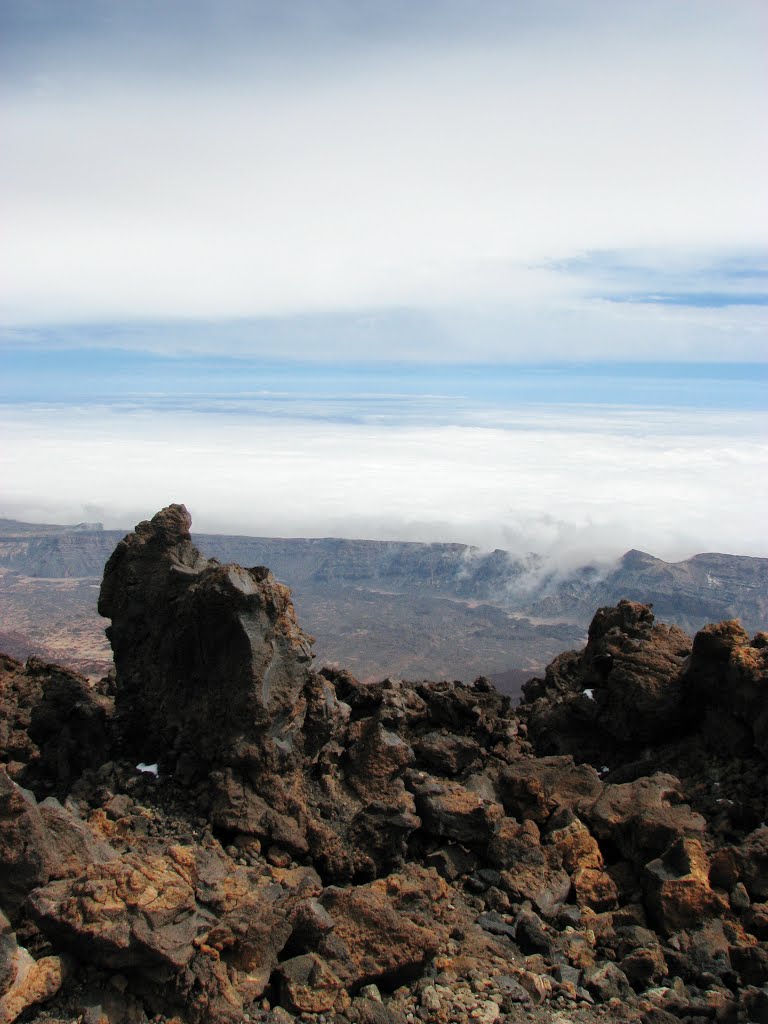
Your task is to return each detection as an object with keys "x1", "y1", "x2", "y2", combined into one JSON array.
[{"x1": 550, "y1": 248, "x2": 768, "y2": 308}]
